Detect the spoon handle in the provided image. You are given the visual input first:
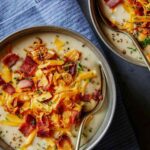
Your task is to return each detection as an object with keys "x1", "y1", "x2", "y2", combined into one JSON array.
[{"x1": 75, "y1": 115, "x2": 91, "y2": 150}]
